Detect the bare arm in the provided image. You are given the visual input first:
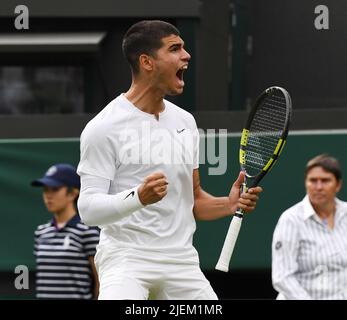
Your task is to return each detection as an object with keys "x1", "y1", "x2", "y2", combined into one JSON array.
[
  {"x1": 88, "y1": 256, "x2": 99, "y2": 300},
  {"x1": 193, "y1": 169, "x2": 262, "y2": 221}
]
